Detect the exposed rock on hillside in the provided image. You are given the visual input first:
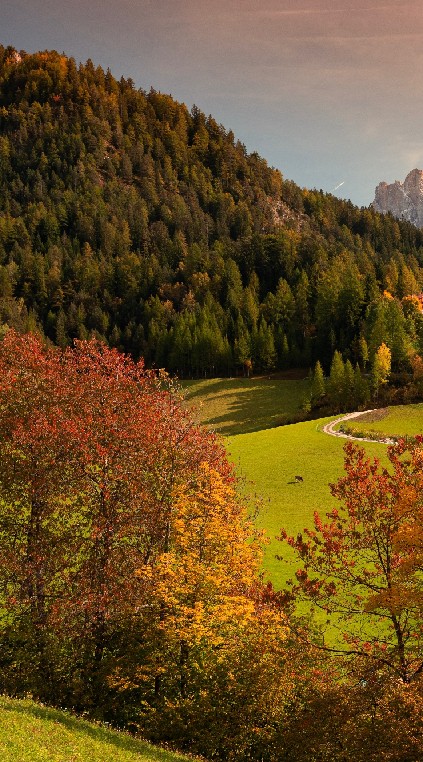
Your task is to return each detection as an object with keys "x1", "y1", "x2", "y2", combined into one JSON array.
[{"x1": 373, "y1": 169, "x2": 423, "y2": 227}]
